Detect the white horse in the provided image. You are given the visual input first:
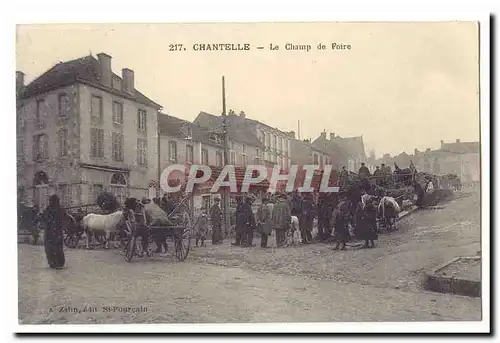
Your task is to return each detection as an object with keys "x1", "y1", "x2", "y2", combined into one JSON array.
[
  {"x1": 377, "y1": 196, "x2": 400, "y2": 231},
  {"x1": 82, "y1": 211, "x2": 125, "y2": 249}
]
